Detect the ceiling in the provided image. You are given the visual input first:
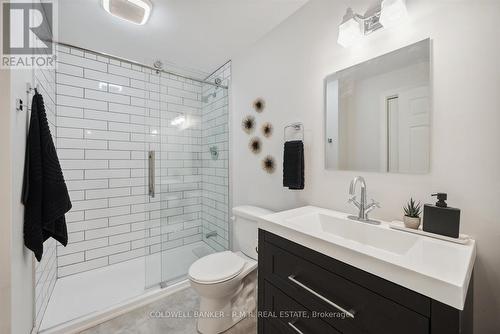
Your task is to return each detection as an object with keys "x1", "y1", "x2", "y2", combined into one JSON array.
[{"x1": 57, "y1": 0, "x2": 308, "y2": 78}]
